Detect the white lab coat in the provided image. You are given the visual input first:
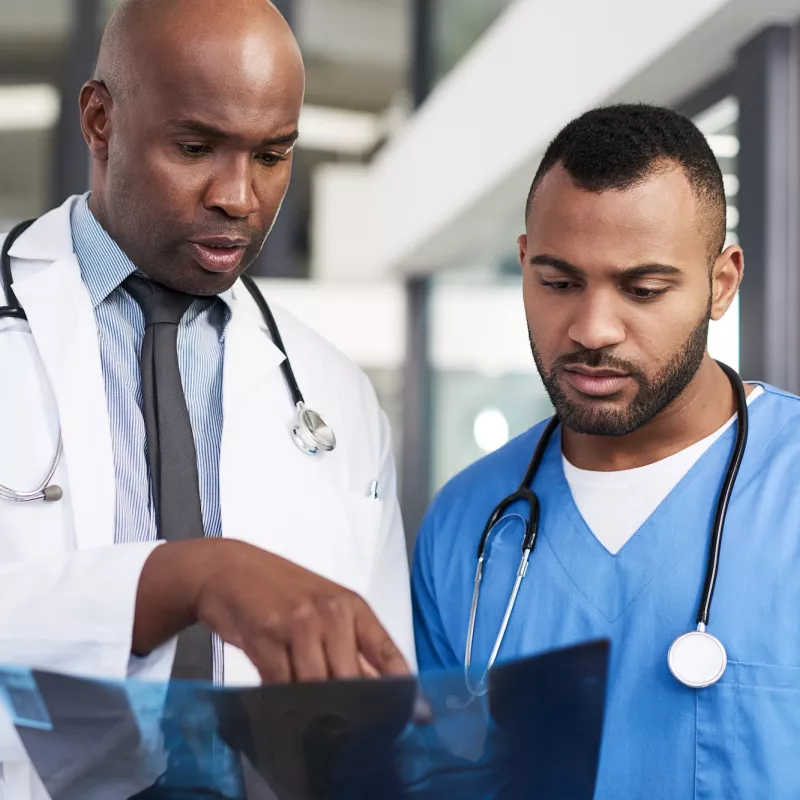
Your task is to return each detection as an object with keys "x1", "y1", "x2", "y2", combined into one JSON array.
[{"x1": 0, "y1": 197, "x2": 415, "y2": 799}]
